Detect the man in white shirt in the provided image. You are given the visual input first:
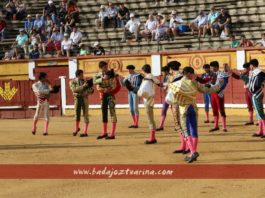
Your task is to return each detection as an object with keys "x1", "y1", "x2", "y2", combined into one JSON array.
[
  {"x1": 122, "y1": 13, "x2": 141, "y2": 42},
  {"x1": 61, "y1": 33, "x2": 72, "y2": 57},
  {"x1": 70, "y1": 27, "x2": 82, "y2": 45},
  {"x1": 189, "y1": 10, "x2": 208, "y2": 37},
  {"x1": 140, "y1": 14, "x2": 157, "y2": 41},
  {"x1": 169, "y1": 10, "x2": 183, "y2": 37},
  {"x1": 95, "y1": 5, "x2": 108, "y2": 28},
  {"x1": 255, "y1": 33, "x2": 265, "y2": 47}
]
